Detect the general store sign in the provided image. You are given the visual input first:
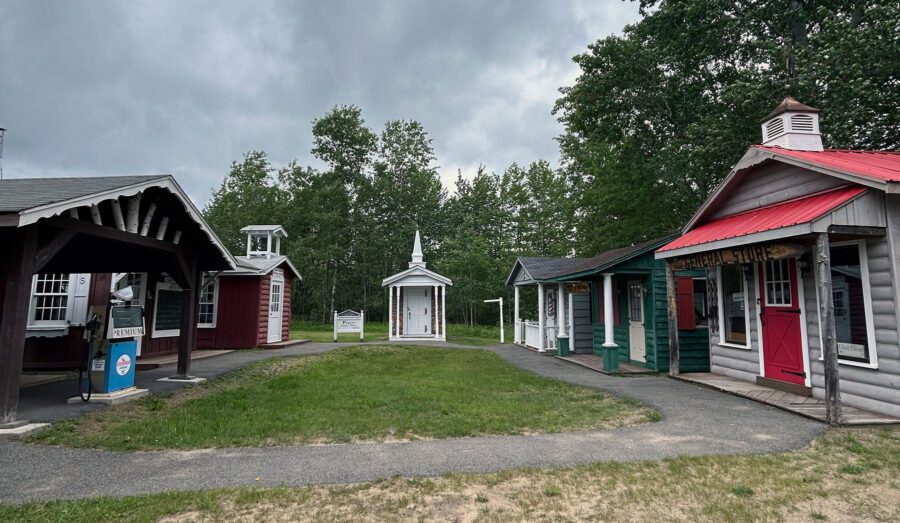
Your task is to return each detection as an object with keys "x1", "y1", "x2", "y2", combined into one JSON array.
[
  {"x1": 333, "y1": 309, "x2": 365, "y2": 341},
  {"x1": 672, "y1": 243, "x2": 805, "y2": 270}
]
